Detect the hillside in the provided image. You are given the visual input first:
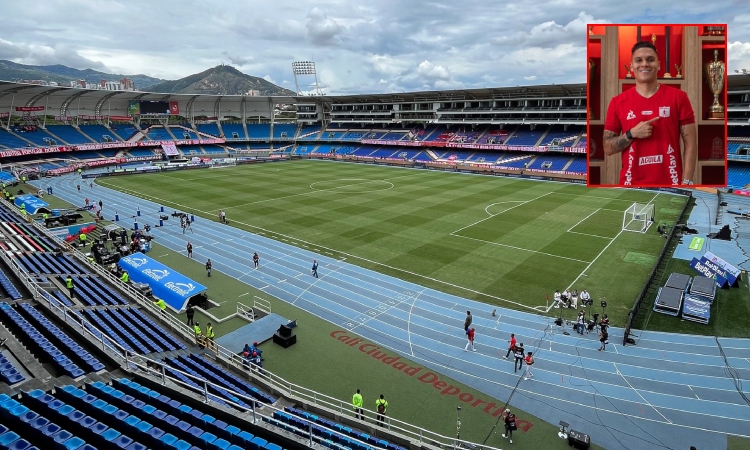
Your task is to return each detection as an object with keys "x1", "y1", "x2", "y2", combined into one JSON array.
[
  {"x1": 0, "y1": 60, "x2": 165, "y2": 90},
  {"x1": 145, "y1": 65, "x2": 296, "y2": 96}
]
